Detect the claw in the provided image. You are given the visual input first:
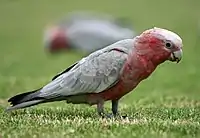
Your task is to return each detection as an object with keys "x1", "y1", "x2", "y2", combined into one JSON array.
[
  {"x1": 100, "y1": 113, "x2": 129, "y2": 119},
  {"x1": 99, "y1": 113, "x2": 113, "y2": 118}
]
